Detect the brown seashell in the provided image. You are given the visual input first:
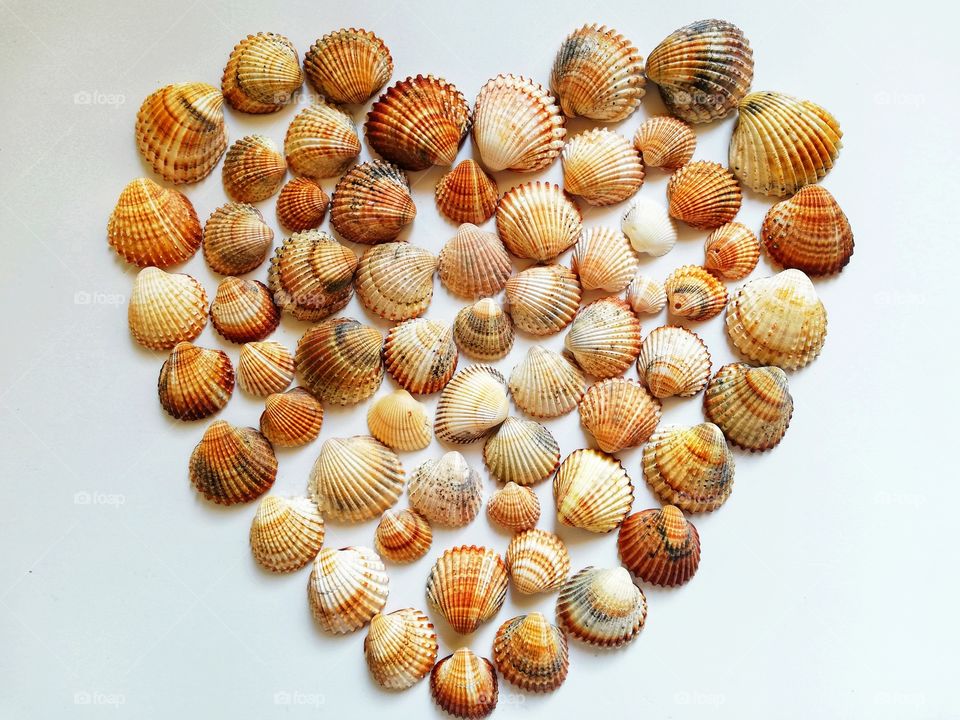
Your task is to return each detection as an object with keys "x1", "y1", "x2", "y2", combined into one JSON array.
[
  {"x1": 268, "y1": 230, "x2": 358, "y2": 321},
  {"x1": 259, "y1": 387, "x2": 323, "y2": 447},
  {"x1": 304, "y1": 28, "x2": 392, "y2": 105},
  {"x1": 704, "y1": 363, "x2": 794, "y2": 451},
  {"x1": 296, "y1": 318, "x2": 384, "y2": 405},
  {"x1": 237, "y1": 341, "x2": 295, "y2": 396},
  {"x1": 496, "y1": 182, "x2": 582, "y2": 261},
  {"x1": 435, "y1": 160, "x2": 499, "y2": 225},
  {"x1": 453, "y1": 299, "x2": 514, "y2": 361},
  {"x1": 249, "y1": 495, "x2": 324, "y2": 572},
  {"x1": 438, "y1": 224, "x2": 512, "y2": 300},
  {"x1": 355, "y1": 242, "x2": 436, "y2": 321},
  {"x1": 373, "y1": 509, "x2": 433, "y2": 564},
  {"x1": 617, "y1": 506, "x2": 701, "y2": 586},
  {"x1": 624, "y1": 272, "x2": 667, "y2": 315},
  {"x1": 188, "y1": 421, "x2": 277, "y2": 505},
  {"x1": 275, "y1": 177, "x2": 329, "y2": 232},
  {"x1": 643, "y1": 423, "x2": 734, "y2": 512},
  {"x1": 508, "y1": 346, "x2": 585, "y2": 418},
  {"x1": 221, "y1": 32, "x2": 302, "y2": 113},
  {"x1": 209, "y1": 277, "x2": 280, "y2": 343},
  {"x1": 636, "y1": 325, "x2": 712, "y2": 398},
  {"x1": 284, "y1": 101, "x2": 361, "y2": 179},
  {"x1": 554, "y1": 449, "x2": 633, "y2": 533},
  {"x1": 383, "y1": 318, "x2": 458, "y2": 395},
  {"x1": 564, "y1": 298, "x2": 642, "y2": 378},
  {"x1": 667, "y1": 160, "x2": 742, "y2": 230},
  {"x1": 562, "y1": 128, "x2": 644, "y2": 206},
  {"x1": 308, "y1": 436, "x2": 404, "y2": 523},
  {"x1": 633, "y1": 115, "x2": 696, "y2": 169},
  {"x1": 504, "y1": 265, "x2": 582, "y2": 336},
  {"x1": 366, "y1": 388, "x2": 432, "y2": 451},
  {"x1": 664, "y1": 265, "x2": 728, "y2": 321},
  {"x1": 430, "y1": 648, "x2": 498, "y2": 719},
  {"x1": 203, "y1": 203, "x2": 274, "y2": 275},
  {"x1": 108, "y1": 178, "x2": 202, "y2": 267},
  {"x1": 365, "y1": 609, "x2": 437, "y2": 691},
  {"x1": 704, "y1": 222, "x2": 760, "y2": 280},
  {"x1": 426, "y1": 546, "x2": 508, "y2": 633},
  {"x1": 578, "y1": 378, "x2": 661, "y2": 453},
  {"x1": 571, "y1": 226, "x2": 639, "y2": 292},
  {"x1": 221, "y1": 135, "x2": 286, "y2": 203},
  {"x1": 493, "y1": 613, "x2": 568, "y2": 693},
  {"x1": 308, "y1": 546, "x2": 389, "y2": 633},
  {"x1": 486, "y1": 482, "x2": 540, "y2": 531},
  {"x1": 555, "y1": 566, "x2": 646, "y2": 647},
  {"x1": 330, "y1": 161, "x2": 416, "y2": 244},
  {"x1": 157, "y1": 341, "x2": 234, "y2": 421},
  {"x1": 433, "y1": 366, "x2": 509, "y2": 444},
  {"x1": 505, "y1": 529, "x2": 570, "y2": 594},
  {"x1": 483, "y1": 417, "x2": 560, "y2": 486},
  {"x1": 762, "y1": 185, "x2": 854, "y2": 275},
  {"x1": 128, "y1": 267, "x2": 208, "y2": 351},
  {"x1": 408, "y1": 452, "x2": 483, "y2": 527}
]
